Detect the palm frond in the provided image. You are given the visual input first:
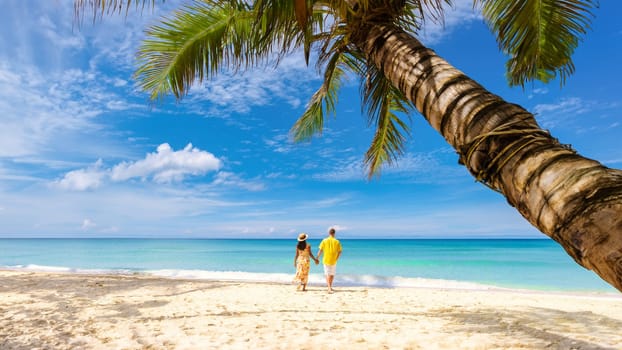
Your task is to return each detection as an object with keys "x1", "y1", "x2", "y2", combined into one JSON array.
[
  {"x1": 479, "y1": 0, "x2": 598, "y2": 86},
  {"x1": 315, "y1": 0, "x2": 353, "y2": 20},
  {"x1": 365, "y1": 101, "x2": 411, "y2": 178},
  {"x1": 397, "y1": 0, "x2": 451, "y2": 31},
  {"x1": 292, "y1": 0, "x2": 313, "y2": 63},
  {"x1": 135, "y1": 0, "x2": 295, "y2": 100},
  {"x1": 290, "y1": 50, "x2": 349, "y2": 142},
  {"x1": 418, "y1": 0, "x2": 451, "y2": 22},
  {"x1": 361, "y1": 64, "x2": 413, "y2": 178},
  {"x1": 294, "y1": 0, "x2": 310, "y2": 29},
  {"x1": 73, "y1": 0, "x2": 159, "y2": 24},
  {"x1": 253, "y1": 0, "x2": 319, "y2": 64},
  {"x1": 290, "y1": 18, "x2": 368, "y2": 142}
]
